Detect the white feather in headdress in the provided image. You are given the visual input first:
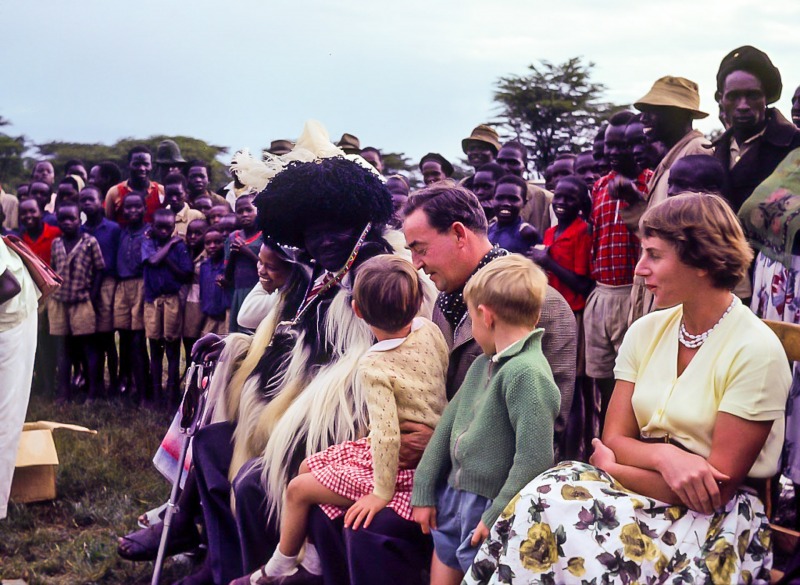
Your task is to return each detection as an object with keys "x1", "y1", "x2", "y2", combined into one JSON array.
[{"x1": 230, "y1": 120, "x2": 383, "y2": 193}]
